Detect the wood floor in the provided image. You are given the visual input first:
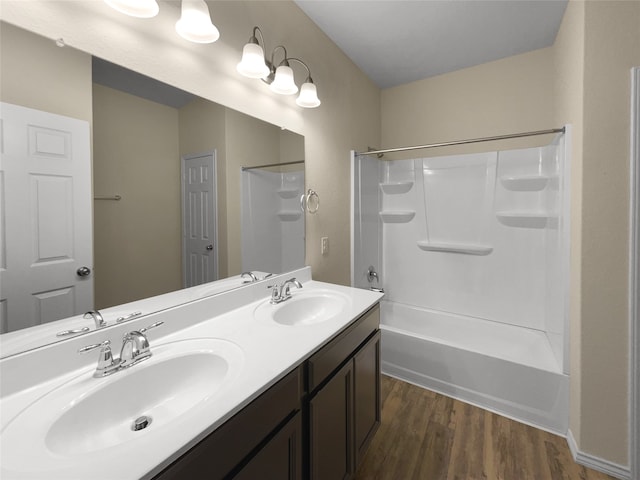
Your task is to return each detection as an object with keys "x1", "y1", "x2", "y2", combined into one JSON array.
[{"x1": 356, "y1": 375, "x2": 616, "y2": 480}]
